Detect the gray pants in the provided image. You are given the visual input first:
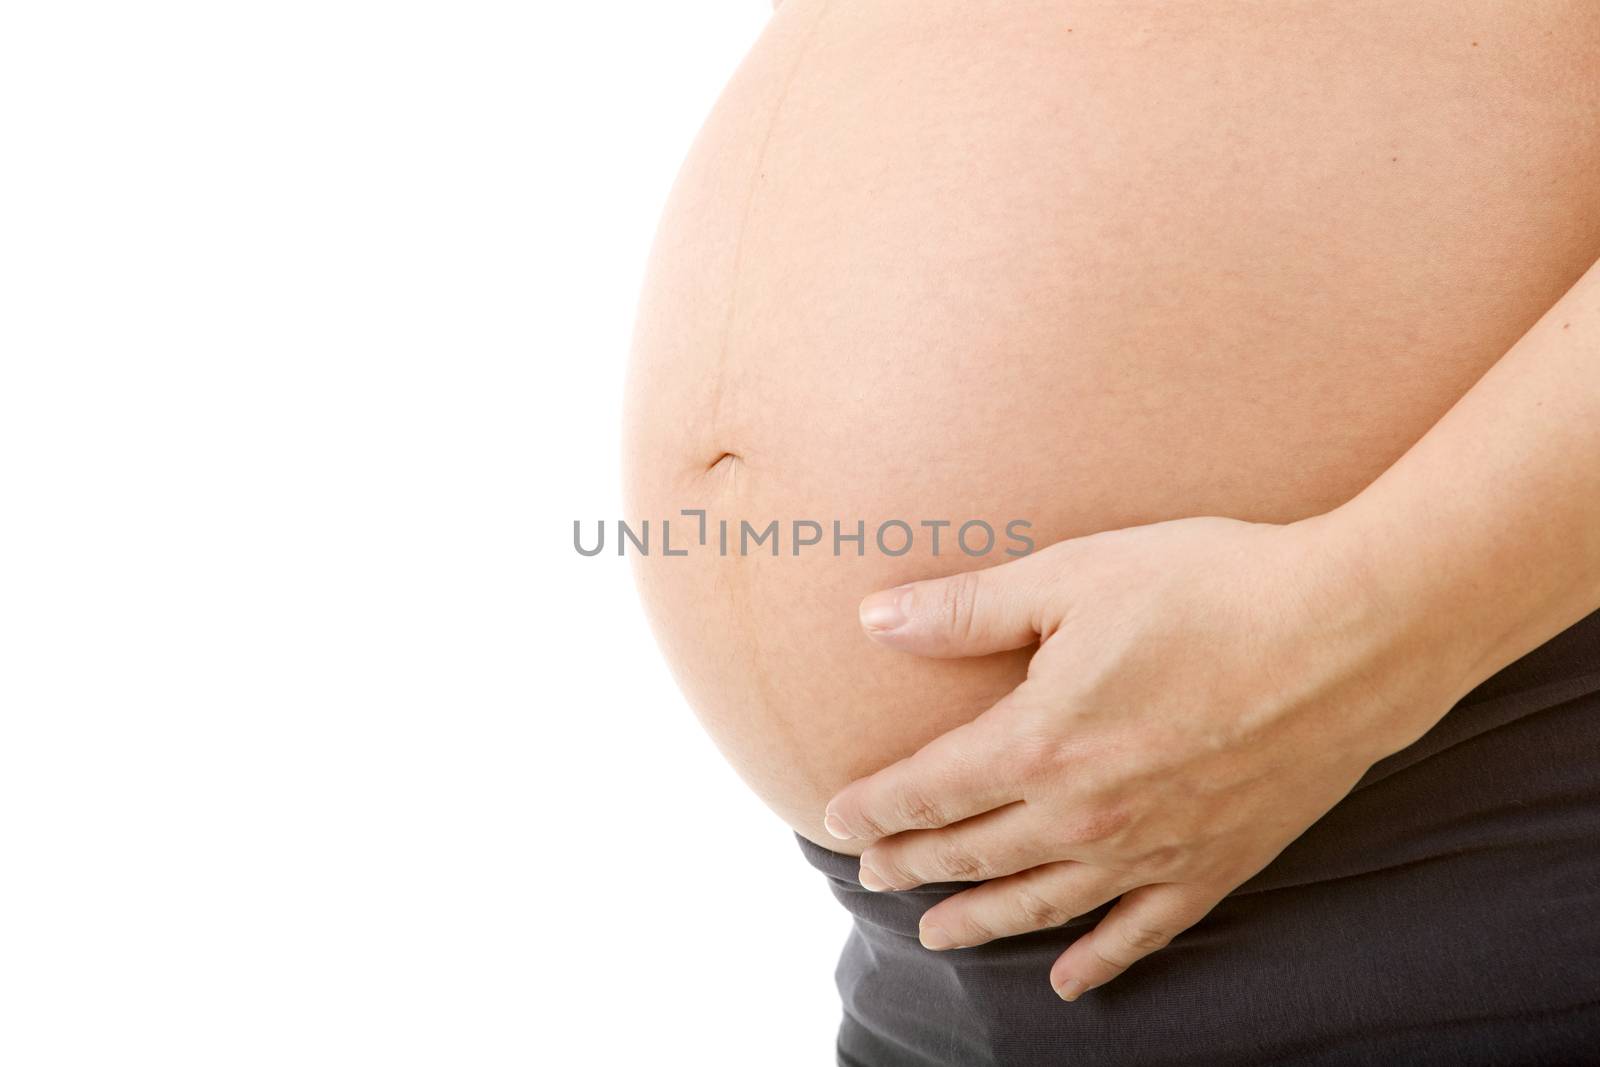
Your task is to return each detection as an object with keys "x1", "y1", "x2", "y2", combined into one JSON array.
[{"x1": 799, "y1": 608, "x2": 1600, "y2": 1066}]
